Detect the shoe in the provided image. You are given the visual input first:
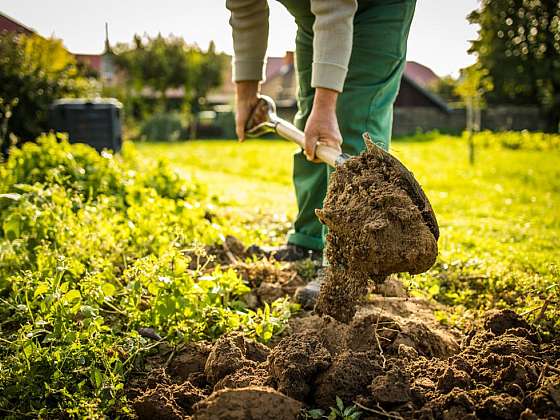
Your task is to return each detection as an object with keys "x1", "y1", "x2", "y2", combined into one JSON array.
[
  {"x1": 249, "y1": 243, "x2": 321, "y2": 262},
  {"x1": 273, "y1": 244, "x2": 322, "y2": 262},
  {"x1": 294, "y1": 268, "x2": 326, "y2": 309}
]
